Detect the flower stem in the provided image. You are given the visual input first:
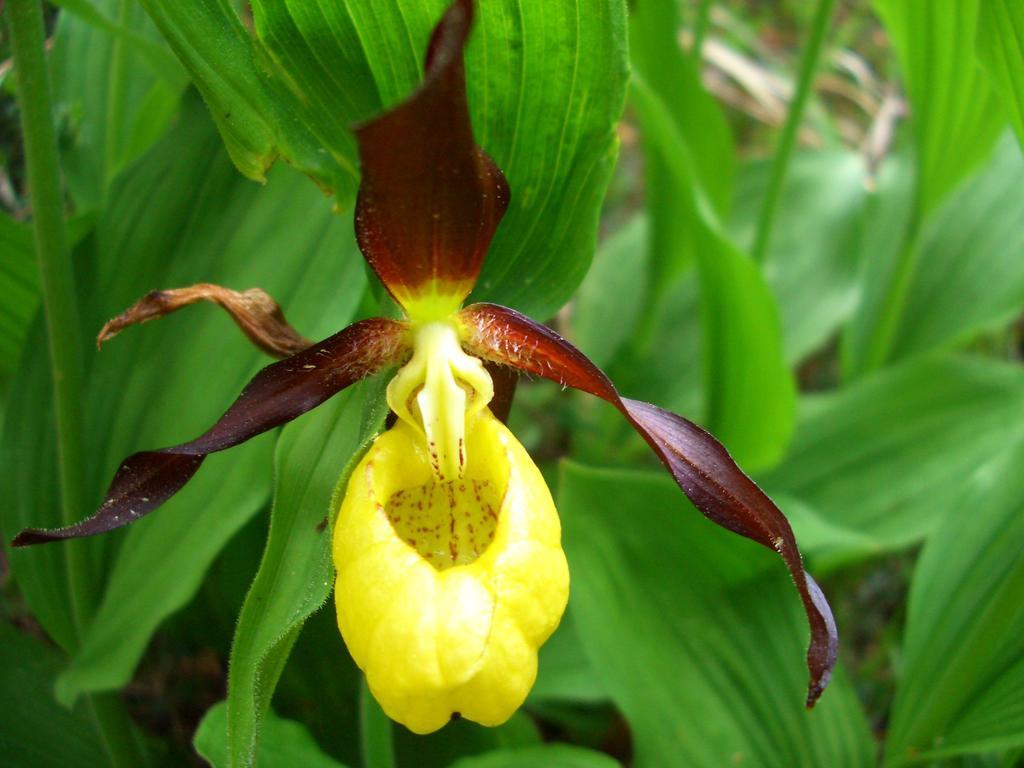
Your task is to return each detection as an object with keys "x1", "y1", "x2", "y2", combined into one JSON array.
[
  {"x1": 104, "y1": 0, "x2": 130, "y2": 185},
  {"x1": 751, "y1": 0, "x2": 837, "y2": 264},
  {"x1": 691, "y1": 0, "x2": 713, "y2": 65},
  {"x1": 359, "y1": 676, "x2": 395, "y2": 768},
  {"x1": 7, "y1": 1, "x2": 145, "y2": 765}
]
